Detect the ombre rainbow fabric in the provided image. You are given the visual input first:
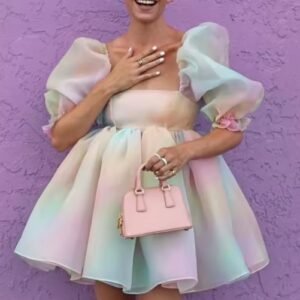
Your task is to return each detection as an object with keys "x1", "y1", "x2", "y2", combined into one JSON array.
[{"x1": 14, "y1": 22, "x2": 269, "y2": 294}]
